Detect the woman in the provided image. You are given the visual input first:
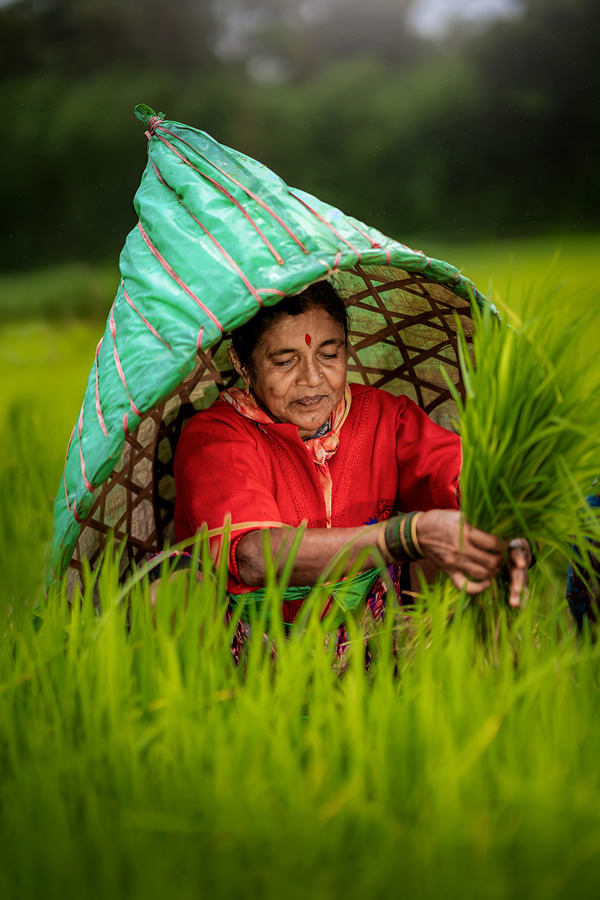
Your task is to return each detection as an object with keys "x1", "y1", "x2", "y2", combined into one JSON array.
[{"x1": 174, "y1": 280, "x2": 529, "y2": 628}]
